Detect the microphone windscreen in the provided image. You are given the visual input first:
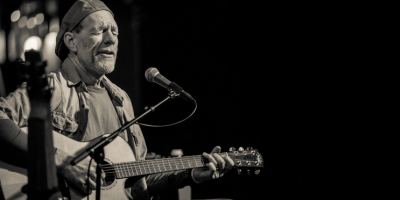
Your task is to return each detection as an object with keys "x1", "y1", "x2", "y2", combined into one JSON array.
[{"x1": 145, "y1": 68, "x2": 159, "y2": 82}]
